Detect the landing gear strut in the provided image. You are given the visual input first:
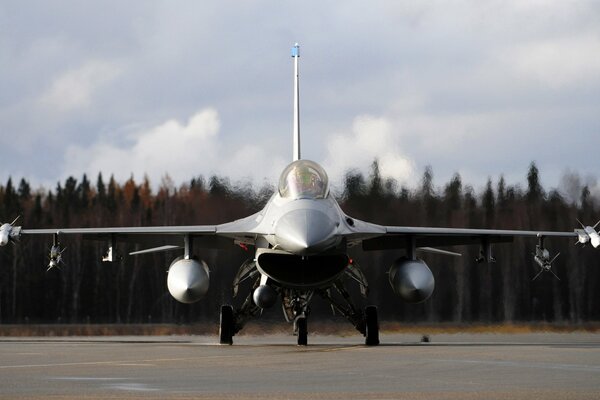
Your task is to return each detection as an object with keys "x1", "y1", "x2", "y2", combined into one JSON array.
[
  {"x1": 284, "y1": 290, "x2": 312, "y2": 346},
  {"x1": 224, "y1": 258, "x2": 379, "y2": 346},
  {"x1": 220, "y1": 267, "x2": 267, "y2": 345},
  {"x1": 317, "y1": 282, "x2": 380, "y2": 346}
]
